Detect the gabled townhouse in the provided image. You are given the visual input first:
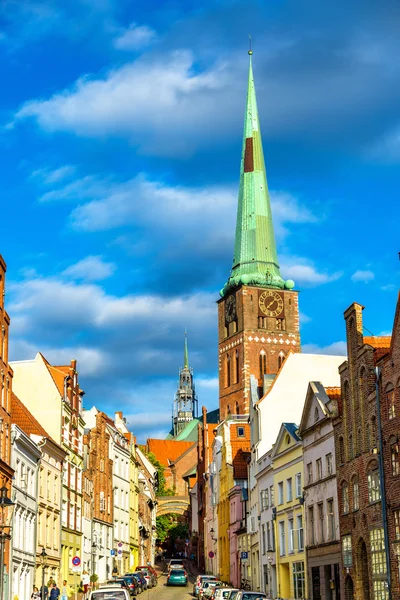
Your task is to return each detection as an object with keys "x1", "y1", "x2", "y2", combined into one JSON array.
[
  {"x1": 256, "y1": 450, "x2": 276, "y2": 598},
  {"x1": 10, "y1": 400, "x2": 41, "y2": 600},
  {"x1": 11, "y1": 354, "x2": 85, "y2": 581},
  {"x1": 136, "y1": 447, "x2": 157, "y2": 566},
  {"x1": 0, "y1": 256, "x2": 16, "y2": 593},
  {"x1": 298, "y1": 382, "x2": 342, "y2": 600},
  {"x1": 11, "y1": 393, "x2": 66, "y2": 588},
  {"x1": 333, "y1": 303, "x2": 390, "y2": 600},
  {"x1": 82, "y1": 408, "x2": 114, "y2": 582},
  {"x1": 272, "y1": 423, "x2": 306, "y2": 600}
]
